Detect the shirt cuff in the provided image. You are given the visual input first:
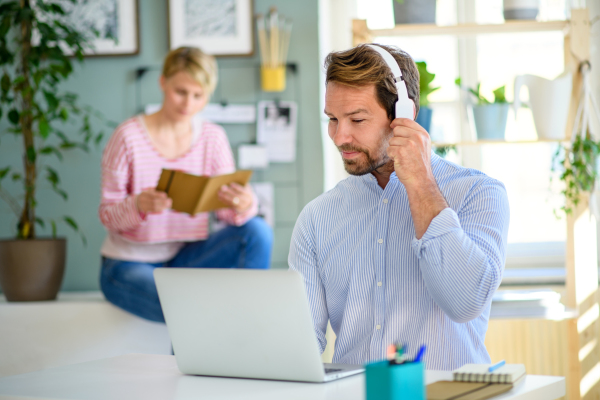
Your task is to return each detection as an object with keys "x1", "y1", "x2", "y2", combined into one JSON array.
[
  {"x1": 127, "y1": 195, "x2": 147, "y2": 224},
  {"x1": 411, "y1": 207, "x2": 461, "y2": 256}
]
